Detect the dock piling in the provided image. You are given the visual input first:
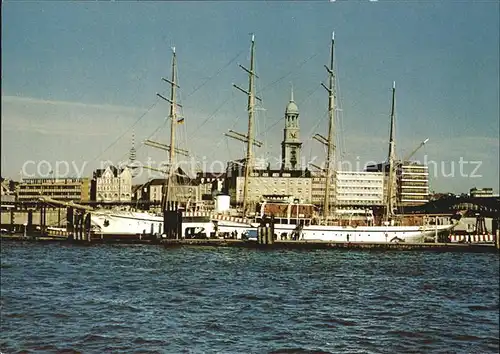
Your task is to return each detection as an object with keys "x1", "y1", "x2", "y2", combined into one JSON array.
[
  {"x1": 257, "y1": 215, "x2": 274, "y2": 245},
  {"x1": 84, "y1": 213, "x2": 91, "y2": 242},
  {"x1": 163, "y1": 201, "x2": 182, "y2": 239}
]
